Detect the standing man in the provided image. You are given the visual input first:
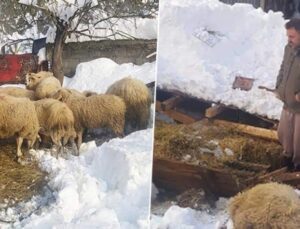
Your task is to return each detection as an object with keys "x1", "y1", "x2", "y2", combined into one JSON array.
[{"x1": 276, "y1": 18, "x2": 300, "y2": 171}]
